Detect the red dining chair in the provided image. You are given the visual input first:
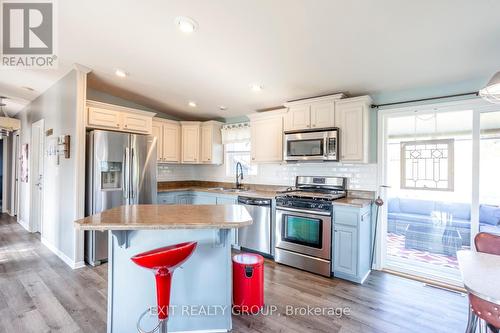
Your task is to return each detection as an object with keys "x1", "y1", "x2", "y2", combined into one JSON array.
[{"x1": 466, "y1": 233, "x2": 500, "y2": 333}]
